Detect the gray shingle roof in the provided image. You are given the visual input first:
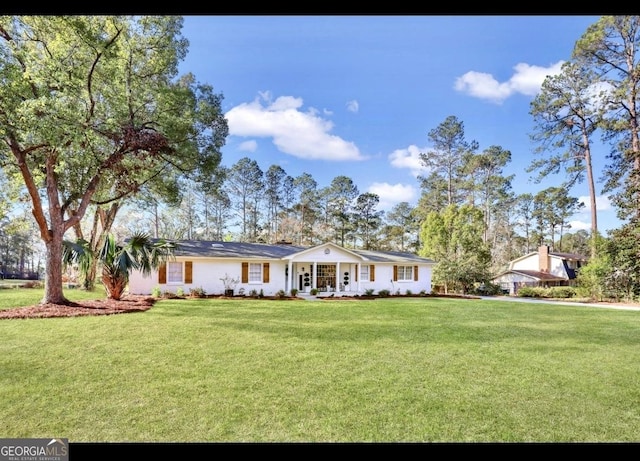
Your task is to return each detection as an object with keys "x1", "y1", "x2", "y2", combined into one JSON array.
[
  {"x1": 496, "y1": 269, "x2": 566, "y2": 281},
  {"x1": 169, "y1": 240, "x2": 306, "y2": 259},
  {"x1": 352, "y1": 249, "x2": 435, "y2": 263},
  {"x1": 164, "y1": 240, "x2": 435, "y2": 263}
]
